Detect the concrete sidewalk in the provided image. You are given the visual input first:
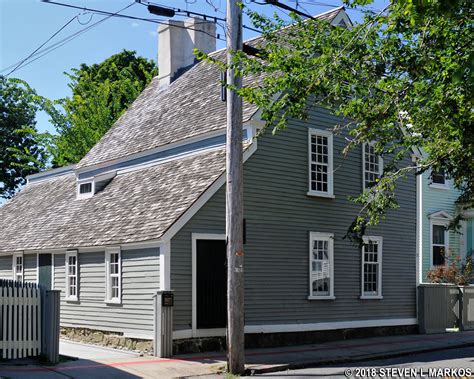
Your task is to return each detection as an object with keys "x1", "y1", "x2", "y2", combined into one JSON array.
[{"x1": 1, "y1": 331, "x2": 473, "y2": 378}]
